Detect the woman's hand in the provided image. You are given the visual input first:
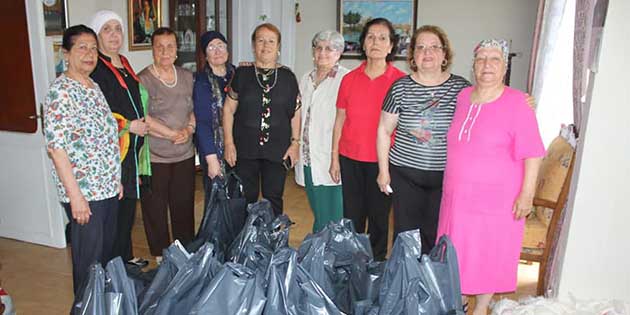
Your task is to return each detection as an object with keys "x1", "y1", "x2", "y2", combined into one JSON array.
[
  {"x1": 206, "y1": 154, "x2": 222, "y2": 179},
  {"x1": 513, "y1": 192, "x2": 534, "y2": 220},
  {"x1": 172, "y1": 127, "x2": 192, "y2": 145},
  {"x1": 377, "y1": 171, "x2": 392, "y2": 195},
  {"x1": 224, "y1": 142, "x2": 237, "y2": 167},
  {"x1": 70, "y1": 195, "x2": 92, "y2": 225},
  {"x1": 129, "y1": 118, "x2": 149, "y2": 136},
  {"x1": 282, "y1": 142, "x2": 299, "y2": 168},
  {"x1": 329, "y1": 154, "x2": 341, "y2": 183},
  {"x1": 118, "y1": 182, "x2": 123, "y2": 200},
  {"x1": 525, "y1": 94, "x2": 537, "y2": 110}
]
